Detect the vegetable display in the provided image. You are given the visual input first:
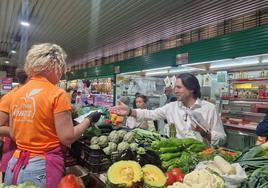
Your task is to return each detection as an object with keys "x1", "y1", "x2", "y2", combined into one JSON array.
[
  {"x1": 0, "y1": 182, "x2": 38, "y2": 188},
  {"x1": 107, "y1": 160, "x2": 143, "y2": 187},
  {"x1": 107, "y1": 160, "x2": 166, "y2": 188},
  {"x1": 167, "y1": 169, "x2": 225, "y2": 188},
  {"x1": 236, "y1": 142, "x2": 268, "y2": 188},
  {"x1": 152, "y1": 138, "x2": 207, "y2": 172}
]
